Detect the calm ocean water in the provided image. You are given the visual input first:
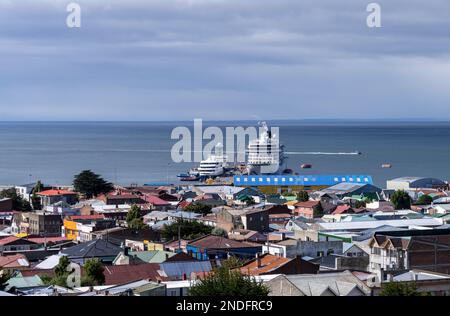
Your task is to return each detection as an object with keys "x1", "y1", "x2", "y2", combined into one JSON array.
[{"x1": 0, "y1": 121, "x2": 449, "y2": 188}]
